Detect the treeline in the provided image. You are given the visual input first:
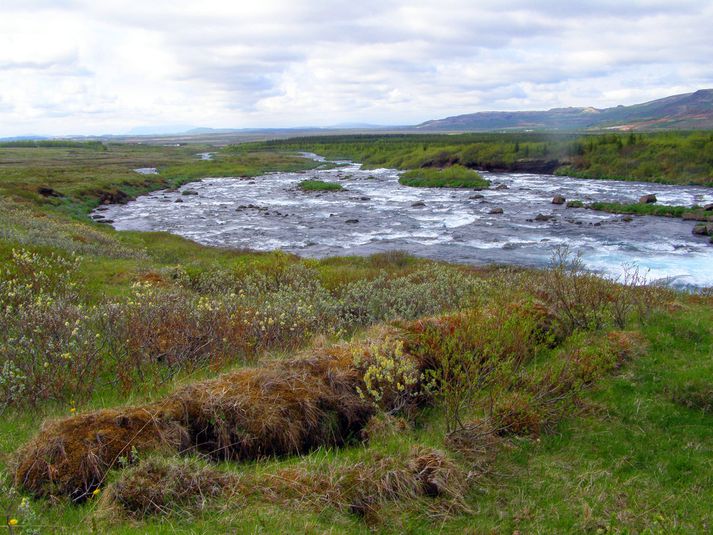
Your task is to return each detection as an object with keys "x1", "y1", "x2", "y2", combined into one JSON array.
[
  {"x1": 0, "y1": 139, "x2": 106, "y2": 150},
  {"x1": 254, "y1": 131, "x2": 713, "y2": 186}
]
